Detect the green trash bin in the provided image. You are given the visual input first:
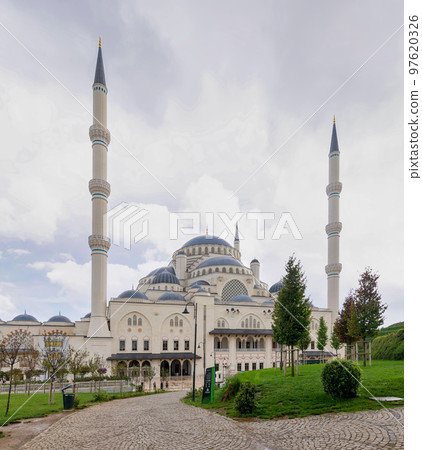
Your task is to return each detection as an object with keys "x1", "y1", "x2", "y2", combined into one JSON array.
[{"x1": 63, "y1": 393, "x2": 75, "y2": 410}]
